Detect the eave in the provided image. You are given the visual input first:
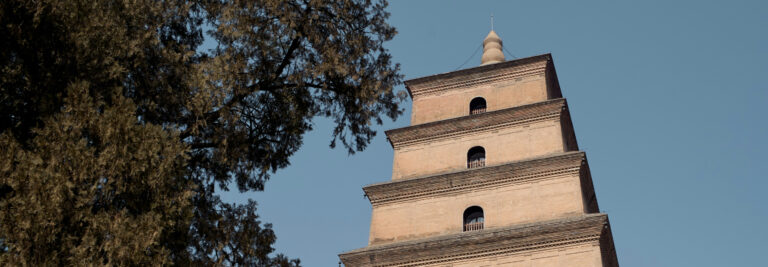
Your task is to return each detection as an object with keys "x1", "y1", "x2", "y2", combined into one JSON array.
[
  {"x1": 339, "y1": 214, "x2": 612, "y2": 267},
  {"x1": 404, "y1": 53, "x2": 554, "y2": 98},
  {"x1": 385, "y1": 98, "x2": 568, "y2": 149},
  {"x1": 363, "y1": 151, "x2": 587, "y2": 206}
]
